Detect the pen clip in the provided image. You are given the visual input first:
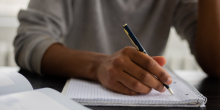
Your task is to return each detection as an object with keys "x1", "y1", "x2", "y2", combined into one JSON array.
[{"x1": 123, "y1": 29, "x2": 139, "y2": 50}]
